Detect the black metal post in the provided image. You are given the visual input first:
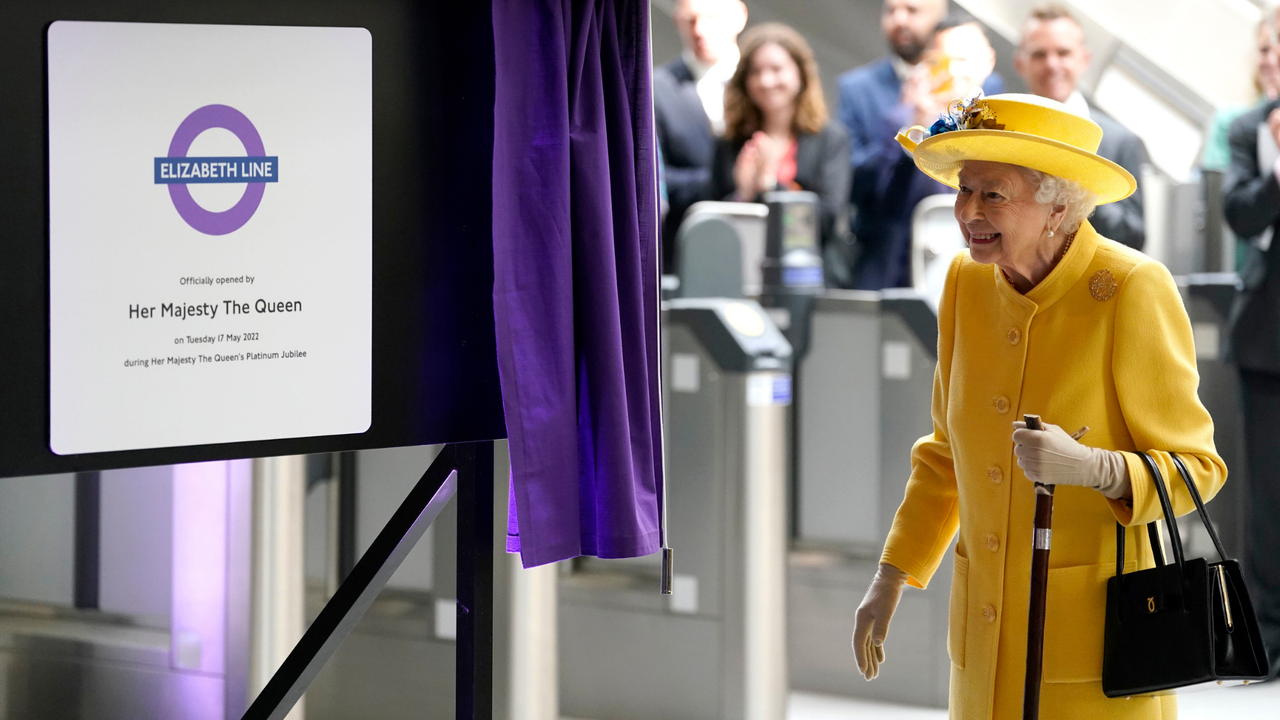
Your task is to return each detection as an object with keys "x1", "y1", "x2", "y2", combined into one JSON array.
[
  {"x1": 455, "y1": 441, "x2": 495, "y2": 720},
  {"x1": 241, "y1": 442, "x2": 493, "y2": 720},
  {"x1": 73, "y1": 470, "x2": 100, "y2": 609},
  {"x1": 337, "y1": 450, "x2": 358, "y2": 582}
]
